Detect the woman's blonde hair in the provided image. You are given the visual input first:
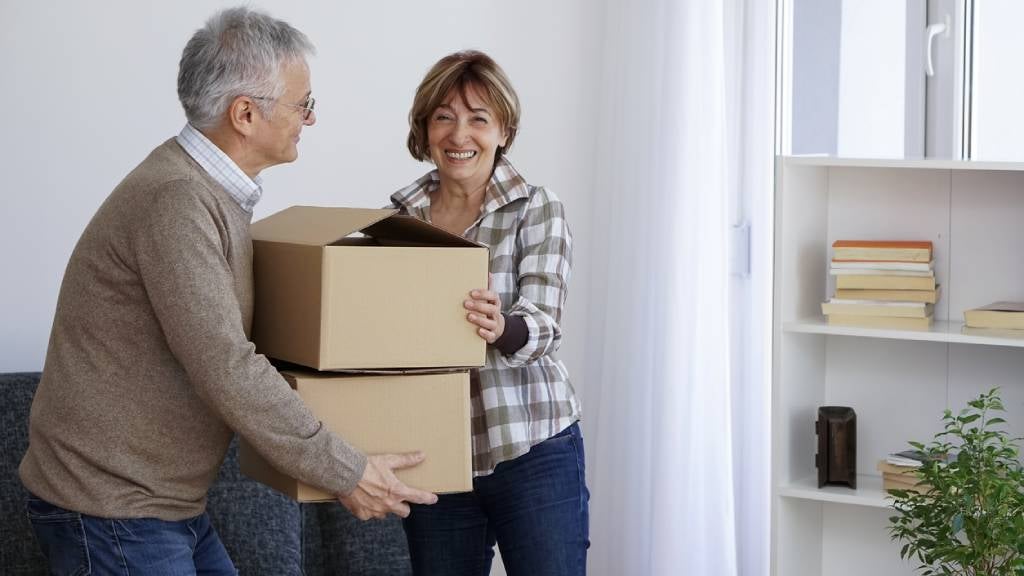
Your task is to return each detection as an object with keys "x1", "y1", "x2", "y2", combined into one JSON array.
[{"x1": 407, "y1": 50, "x2": 520, "y2": 164}]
